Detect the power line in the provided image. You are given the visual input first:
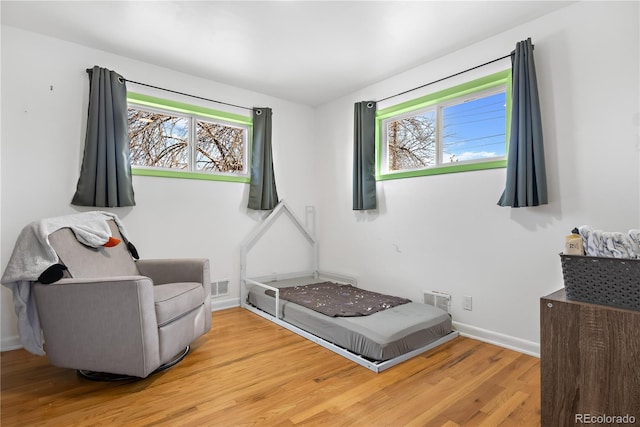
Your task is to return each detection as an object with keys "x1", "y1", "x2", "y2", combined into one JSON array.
[
  {"x1": 443, "y1": 133, "x2": 505, "y2": 147},
  {"x1": 446, "y1": 115, "x2": 506, "y2": 127}
]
